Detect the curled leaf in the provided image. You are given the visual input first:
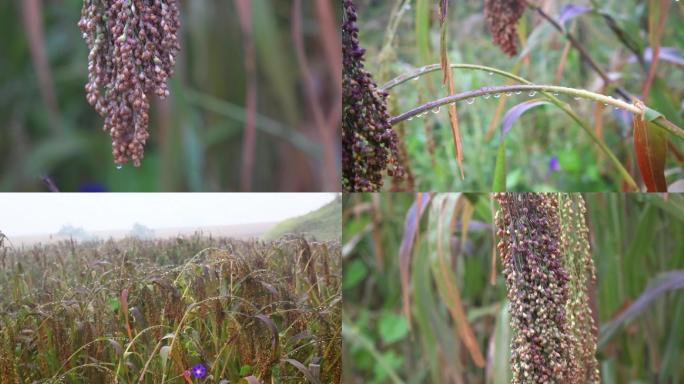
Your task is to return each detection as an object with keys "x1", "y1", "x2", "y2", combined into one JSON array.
[
  {"x1": 501, "y1": 100, "x2": 550, "y2": 135},
  {"x1": 633, "y1": 104, "x2": 667, "y2": 192}
]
